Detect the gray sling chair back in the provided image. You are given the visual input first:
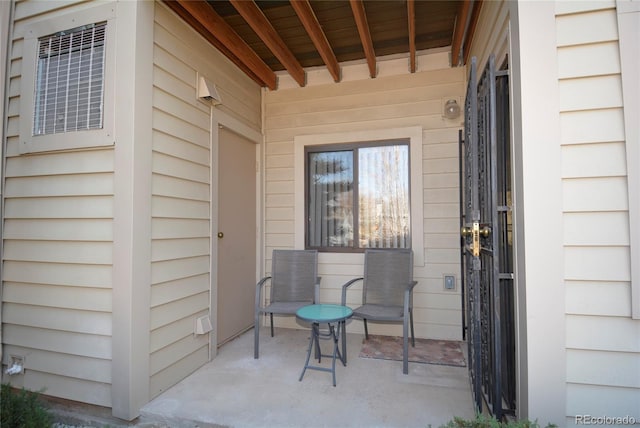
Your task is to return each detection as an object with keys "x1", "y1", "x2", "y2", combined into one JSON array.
[
  {"x1": 341, "y1": 249, "x2": 418, "y2": 374},
  {"x1": 254, "y1": 249, "x2": 320, "y2": 359}
]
